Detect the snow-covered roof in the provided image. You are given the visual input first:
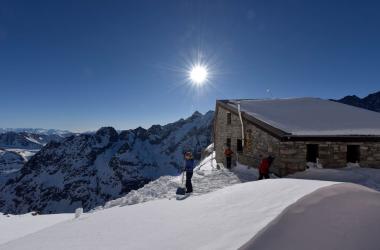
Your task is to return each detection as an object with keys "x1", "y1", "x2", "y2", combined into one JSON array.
[{"x1": 223, "y1": 98, "x2": 380, "y2": 136}]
